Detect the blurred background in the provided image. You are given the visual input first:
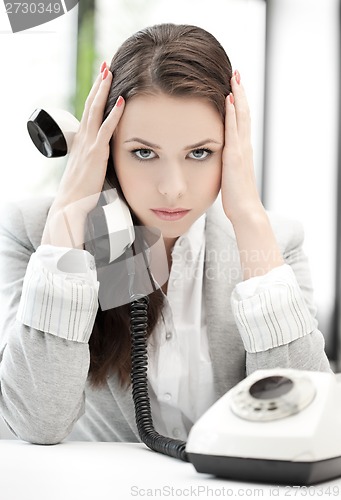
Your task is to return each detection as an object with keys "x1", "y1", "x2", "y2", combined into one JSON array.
[{"x1": 0, "y1": 0, "x2": 340, "y2": 369}]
